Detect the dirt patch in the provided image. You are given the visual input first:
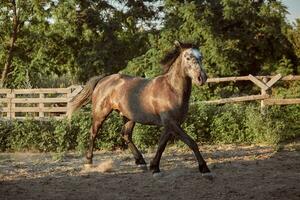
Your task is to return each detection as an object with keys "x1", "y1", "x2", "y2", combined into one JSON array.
[{"x1": 1, "y1": 142, "x2": 300, "y2": 200}]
